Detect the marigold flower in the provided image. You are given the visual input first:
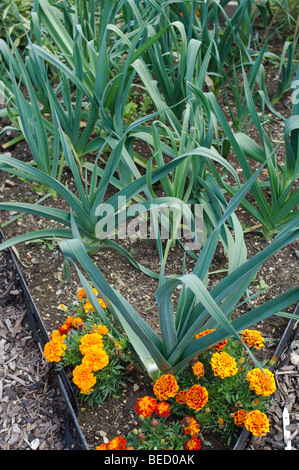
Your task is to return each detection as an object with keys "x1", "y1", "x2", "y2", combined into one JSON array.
[
  {"x1": 96, "y1": 443, "x2": 108, "y2": 450},
  {"x1": 244, "y1": 410, "x2": 270, "y2": 436},
  {"x1": 107, "y1": 436, "x2": 127, "y2": 450},
  {"x1": 233, "y1": 409, "x2": 248, "y2": 427},
  {"x1": 93, "y1": 324, "x2": 109, "y2": 335},
  {"x1": 83, "y1": 300, "x2": 95, "y2": 313},
  {"x1": 153, "y1": 374, "x2": 179, "y2": 401},
  {"x1": 79, "y1": 332, "x2": 104, "y2": 355},
  {"x1": 43, "y1": 339, "x2": 66, "y2": 362},
  {"x1": 210, "y1": 351, "x2": 238, "y2": 379},
  {"x1": 192, "y1": 361, "x2": 205, "y2": 379},
  {"x1": 185, "y1": 384, "x2": 208, "y2": 410},
  {"x1": 82, "y1": 345, "x2": 109, "y2": 372},
  {"x1": 98, "y1": 298, "x2": 107, "y2": 309},
  {"x1": 218, "y1": 417, "x2": 224, "y2": 429},
  {"x1": 181, "y1": 417, "x2": 200, "y2": 436},
  {"x1": 77, "y1": 287, "x2": 98, "y2": 300},
  {"x1": 195, "y1": 328, "x2": 228, "y2": 350},
  {"x1": 246, "y1": 368, "x2": 276, "y2": 396},
  {"x1": 175, "y1": 390, "x2": 186, "y2": 404},
  {"x1": 58, "y1": 323, "x2": 72, "y2": 335},
  {"x1": 72, "y1": 317, "x2": 84, "y2": 328},
  {"x1": 184, "y1": 437, "x2": 201, "y2": 450},
  {"x1": 72, "y1": 363, "x2": 96, "y2": 394},
  {"x1": 135, "y1": 396, "x2": 157, "y2": 418},
  {"x1": 241, "y1": 329, "x2": 265, "y2": 349},
  {"x1": 155, "y1": 401, "x2": 171, "y2": 418}
]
